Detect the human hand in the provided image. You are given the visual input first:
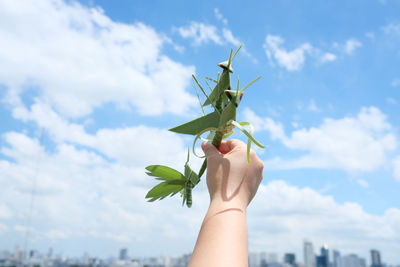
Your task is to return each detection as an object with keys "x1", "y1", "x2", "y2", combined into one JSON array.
[{"x1": 201, "y1": 139, "x2": 264, "y2": 210}]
